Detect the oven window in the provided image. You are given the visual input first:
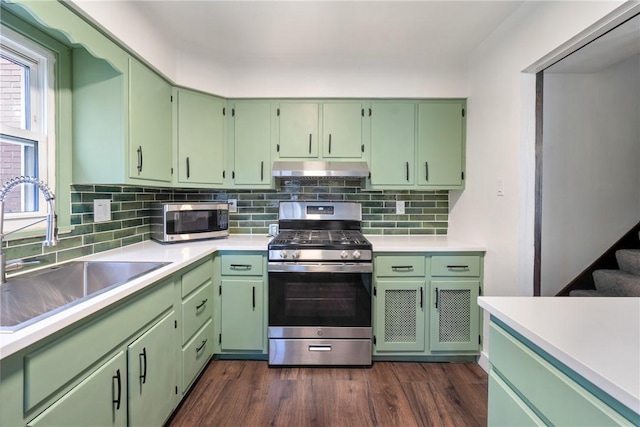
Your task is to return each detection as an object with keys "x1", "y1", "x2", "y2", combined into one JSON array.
[{"x1": 269, "y1": 272, "x2": 372, "y2": 327}]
